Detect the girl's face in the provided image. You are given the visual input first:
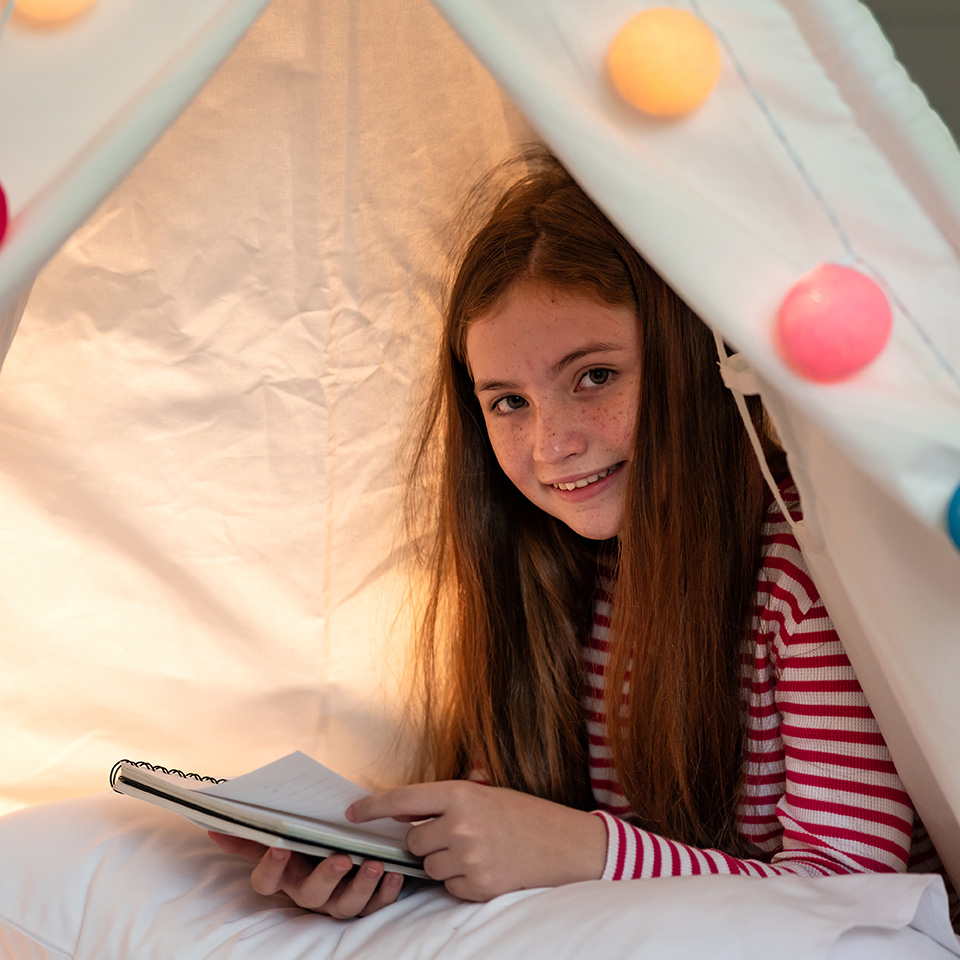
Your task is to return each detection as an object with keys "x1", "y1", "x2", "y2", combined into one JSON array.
[{"x1": 465, "y1": 281, "x2": 641, "y2": 541}]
